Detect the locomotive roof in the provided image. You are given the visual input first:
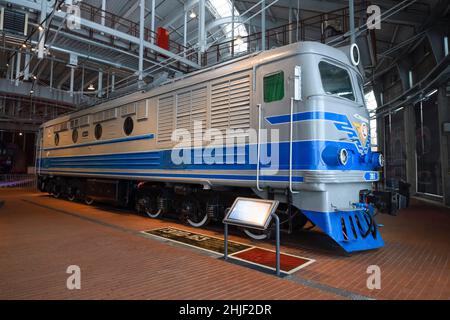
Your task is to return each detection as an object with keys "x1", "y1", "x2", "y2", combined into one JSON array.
[{"x1": 42, "y1": 41, "x2": 355, "y2": 128}]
